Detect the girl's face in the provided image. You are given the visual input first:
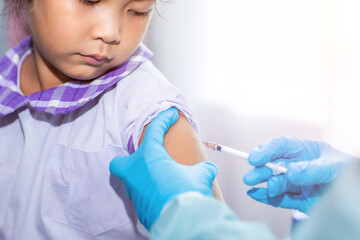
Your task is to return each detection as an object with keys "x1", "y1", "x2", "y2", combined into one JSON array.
[{"x1": 29, "y1": 0, "x2": 155, "y2": 80}]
